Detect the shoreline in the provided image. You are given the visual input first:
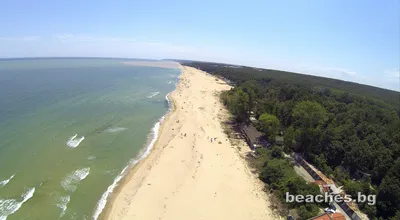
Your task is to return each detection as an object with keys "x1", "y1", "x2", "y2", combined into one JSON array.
[
  {"x1": 102, "y1": 65, "x2": 278, "y2": 220},
  {"x1": 95, "y1": 66, "x2": 181, "y2": 220}
]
